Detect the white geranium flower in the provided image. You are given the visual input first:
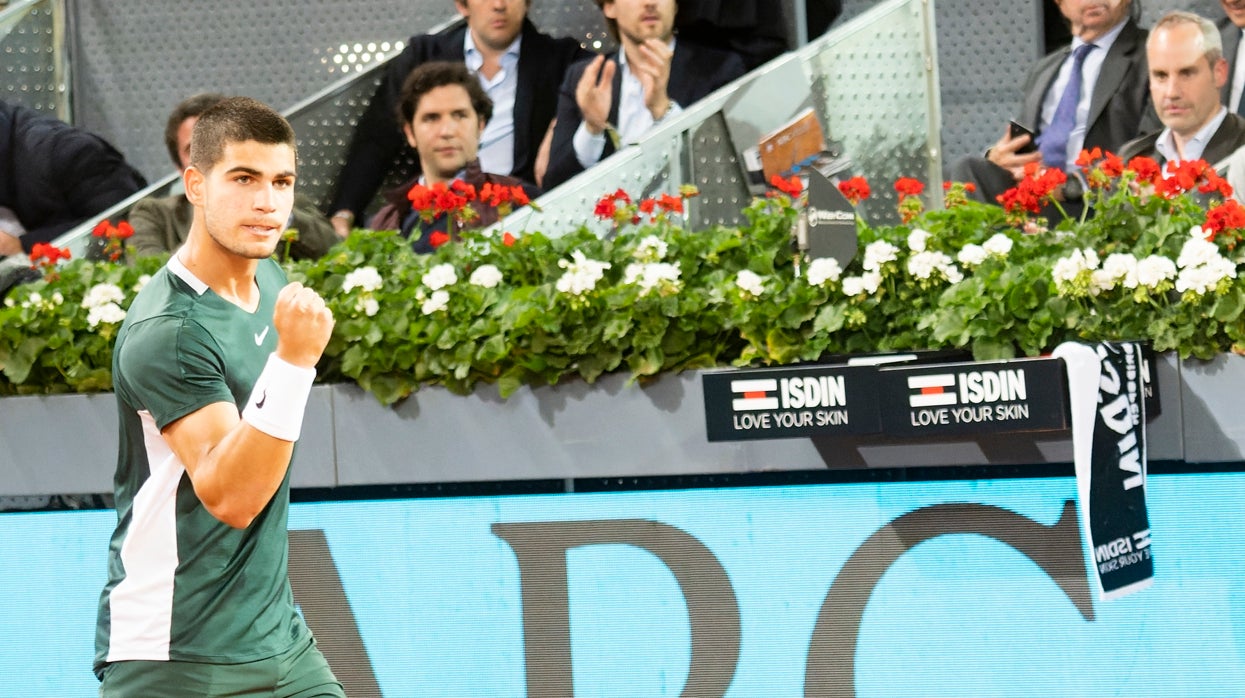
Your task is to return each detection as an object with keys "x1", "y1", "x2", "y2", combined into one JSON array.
[
  {"x1": 735, "y1": 269, "x2": 766, "y2": 296},
  {"x1": 356, "y1": 297, "x2": 380, "y2": 317},
  {"x1": 1101, "y1": 253, "x2": 1139, "y2": 289},
  {"x1": 862, "y1": 240, "x2": 899, "y2": 271},
  {"x1": 342, "y1": 266, "x2": 383, "y2": 293},
  {"x1": 87, "y1": 302, "x2": 126, "y2": 328},
  {"x1": 51, "y1": 292, "x2": 65, "y2": 305},
  {"x1": 907, "y1": 228, "x2": 931, "y2": 252},
  {"x1": 131, "y1": 275, "x2": 151, "y2": 293},
  {"x1": 805, "y1": 257, "x2": 842, "y2": 286},
  {"x1": 1090, "y1": 269, "x2": 1117, "y2": 294},
  {"x1": 20, "y1": 292, "x2": 40, "y2": 309},
  {"x1": 906, "y1": 250, "x2": 957, "y2": 281},
  {"x1": 624, "y1": 262, "x2": 681, "y2": 295},
  {"x1": 1177, "y1": 236, "x2": 1223, "y2": 270},
  {"x1": 634, "y1": 235, "x2": 668, "y2": 261},
  {"x1": 841, "y1": 271, "x2": 882, "y2": 296},
  {"x1": 957, "y1": 244, "x2": 987, "y2": 267},
  {"x1": 3, "y1": 297, "x2": 13, "y2": 308},
  {"x1": 1136, "y1": 255, "x2": 1177, "y2": 288},
  {"x1": 1052, "y1": 248, "x2": 1100, "y2": 287},
  {"x1": 82, "y1": 283, "x2": 125, "y2": 310},
  {"x1": 1176, "y1": 265, "x2": 1222, "y2": 295},
  {"x1": 469, "y1": 264, "x2": 503, "y2": 289},
  {"x1": 421, "y1": 263, "x2": 458, "y2": 291},
  {"x1": 421, "y1": 289, "x2": 450, "y2": 314},
  {"x1": 982, "y1": 233, "x2": 1014, "y2": 257},
  {"x1": 555, "y1": 250, "x2": 611, "y2": 296}
]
